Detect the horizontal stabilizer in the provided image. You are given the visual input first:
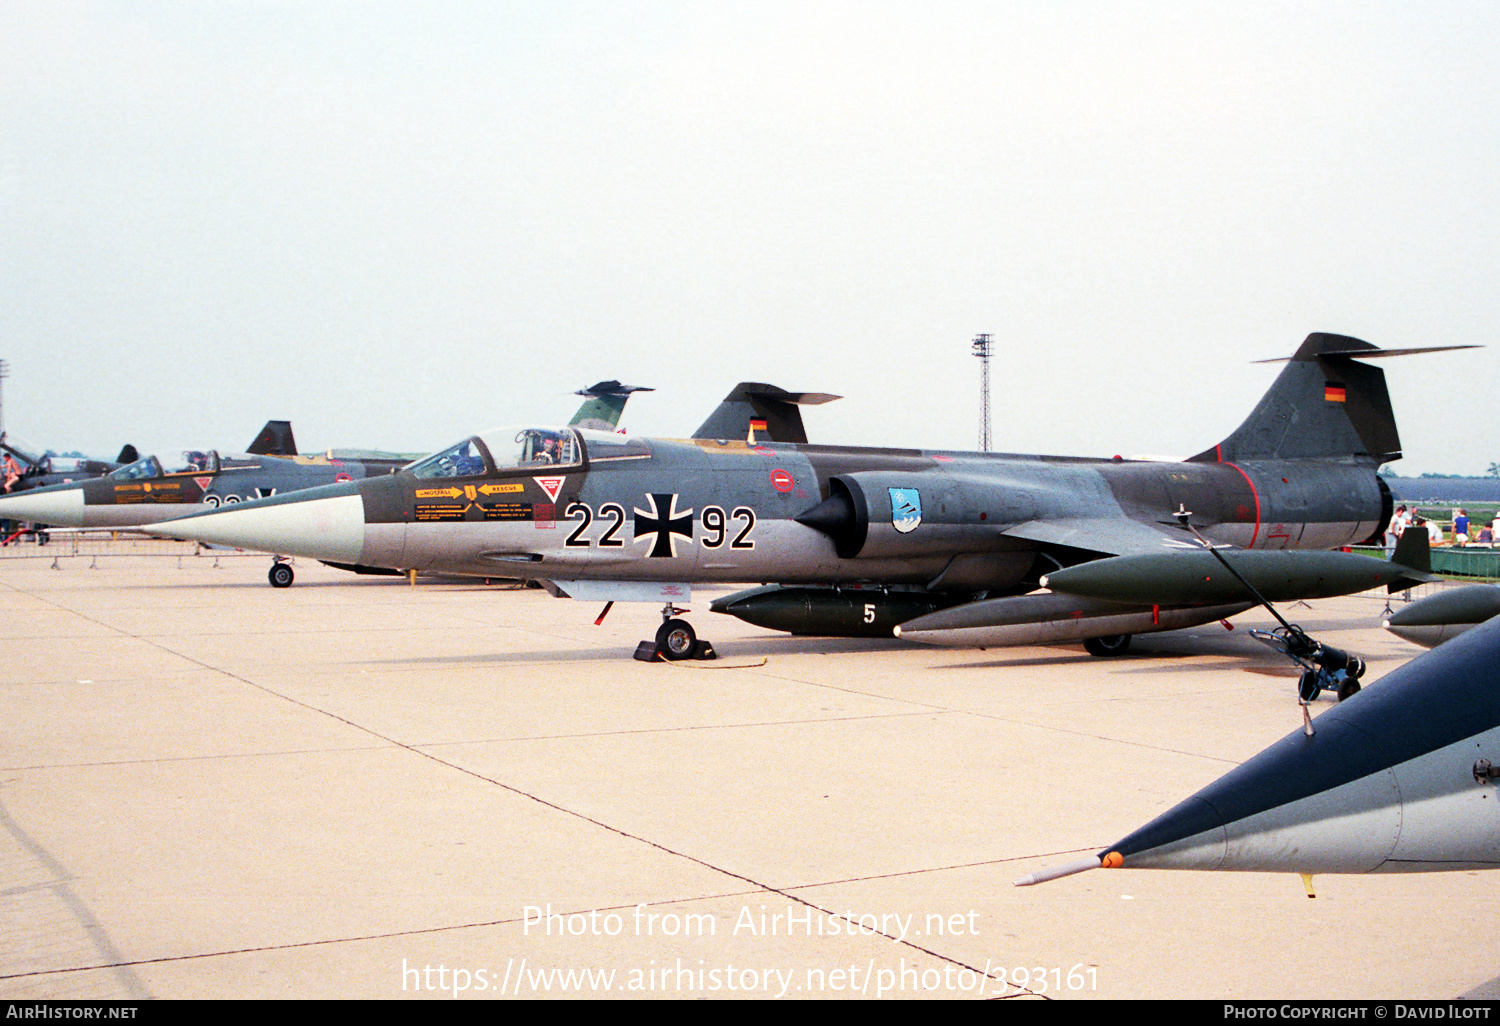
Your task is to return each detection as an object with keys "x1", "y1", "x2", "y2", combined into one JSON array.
[
  {"x1": 1252, "y1": 343, "x2": 1480, "y2": 363},
  {"x1": 574, "y1": 380, "x2": 654, "y2": 398}
]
